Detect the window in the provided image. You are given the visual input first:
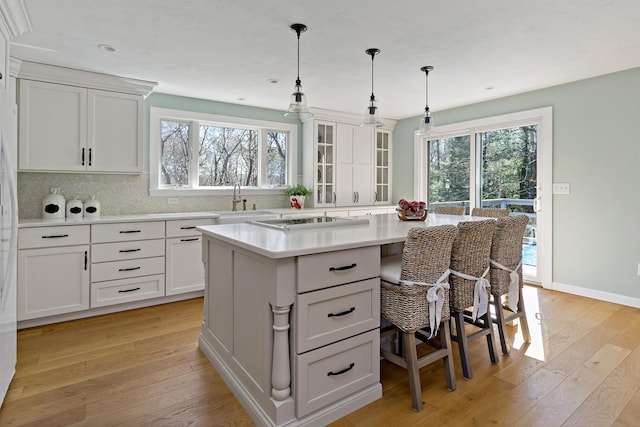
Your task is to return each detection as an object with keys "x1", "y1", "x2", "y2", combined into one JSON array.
[
  {"x1": 150, "y1": 107, "x2": 297, "y2": 195},
  {"x1": 414, "y1": 107, "x2": 552, "y2": 286}
]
